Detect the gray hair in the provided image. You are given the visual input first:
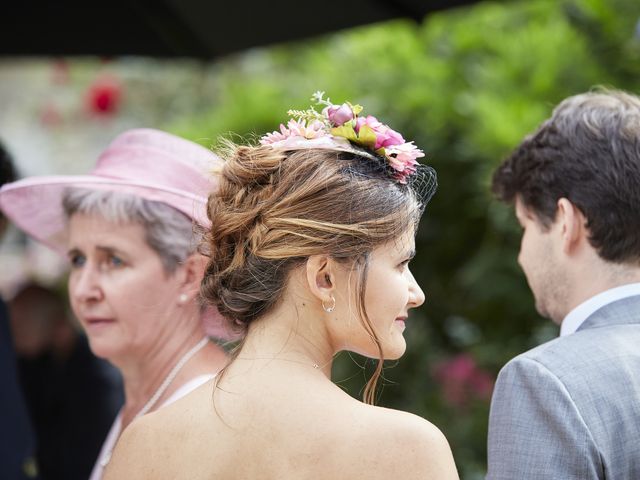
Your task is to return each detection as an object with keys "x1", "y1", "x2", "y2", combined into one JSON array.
[{"x1": 62, "y1": 188, "x2": 201, "y2": 272}]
